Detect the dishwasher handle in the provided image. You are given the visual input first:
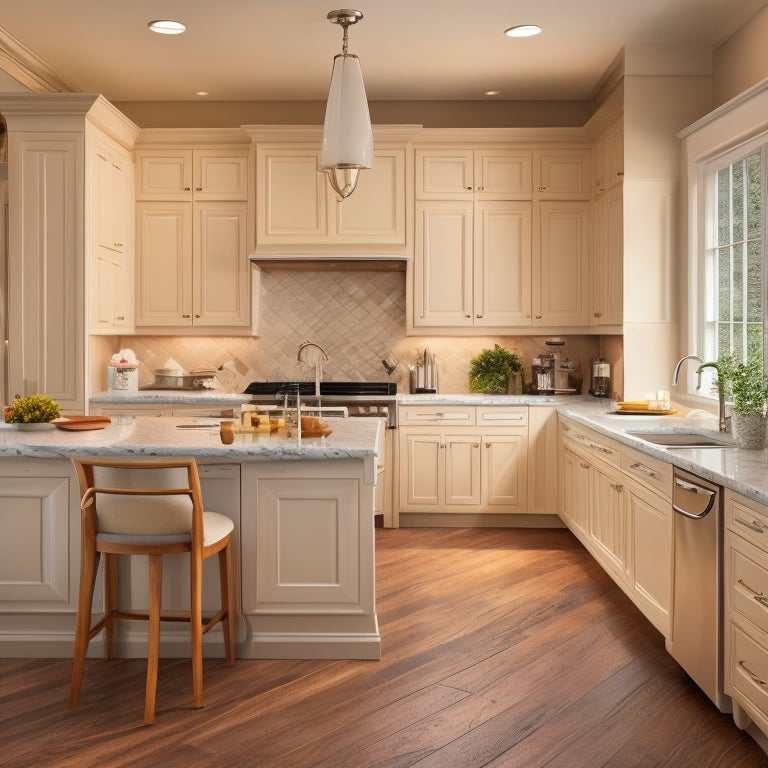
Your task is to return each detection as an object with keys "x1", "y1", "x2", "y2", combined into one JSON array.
[{"x1": 672, "y1": 476, "x2": 717, "y2": 519}]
